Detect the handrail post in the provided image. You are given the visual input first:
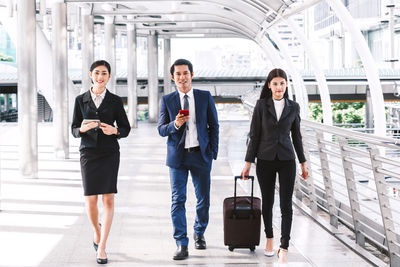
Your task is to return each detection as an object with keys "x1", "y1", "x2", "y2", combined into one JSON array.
[
  {"x1": 316, "y1": 131, "x2": 338, "y2": 228},
  {"x1": 301, "y1": 127, "x2": 318, "y2": 214},
  {"x1": 339, "y1": 137, "x2": 365, "y2": 247},
  {"x1": 0, "y1": 148, "x2": 1, "y2": 211},
  {"x1": 294, "y1": 174, "x2": 303, "y2": 201},
  {"x1": 369, "y1": 146, "x2": 400, "y2": 266}
]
